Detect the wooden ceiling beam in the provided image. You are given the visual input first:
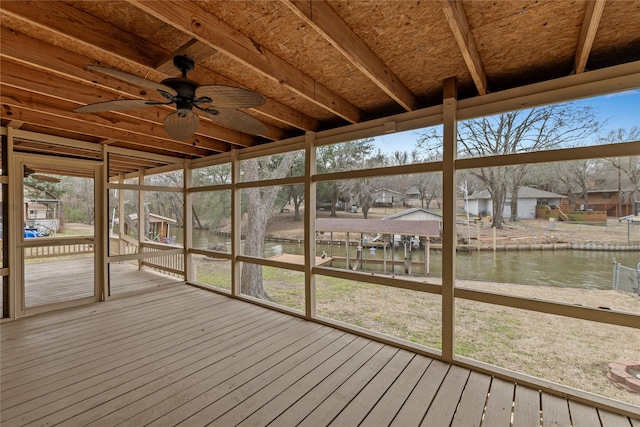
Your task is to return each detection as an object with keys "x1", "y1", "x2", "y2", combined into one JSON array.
[
  {"x1": 26, "y1": 165, "x2": 94, "y2": 179},
  {"x1": 0, "y1": 29, "x2": 265, "y2": 147},
  {"x1": 4, "y1": 108, "x2": 206, "y2": 159},
  {"x1": 442, "y1": 0, "x2": 488, "y2": 95},
  {"x1": 0, "y1": 27, "x2": 157, "y2": 100},
  {"x1": 0, "y1": 60, "x2": 241, "y2": 152},
  {"x1": 5, "y1": 108, "x2": 202, "y2": 160},
  {"x1": 0, "y1": 1, "x2": 166, "y2": 69},
  {"x1": 574, "y1": 0, "x2": 606, "y2": 74},
  {"x1": 13, "y1": 140, "x2": 103, "y2": 160},
  {"x1": 109, "y1": 156, "x2": 166, "y2": 169},
  {"x1": 0, "y1": 91, "x2": 211, "y2": 158},
  {"x1": 2, "y1": 14, "x2": 315, "y2": 135},
  {"x1": 126, "y1": 0, "x2": 363, "y2": 124},
  {"x1": 282, "y1": 0, "x2": 418, "y2": 112}
]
